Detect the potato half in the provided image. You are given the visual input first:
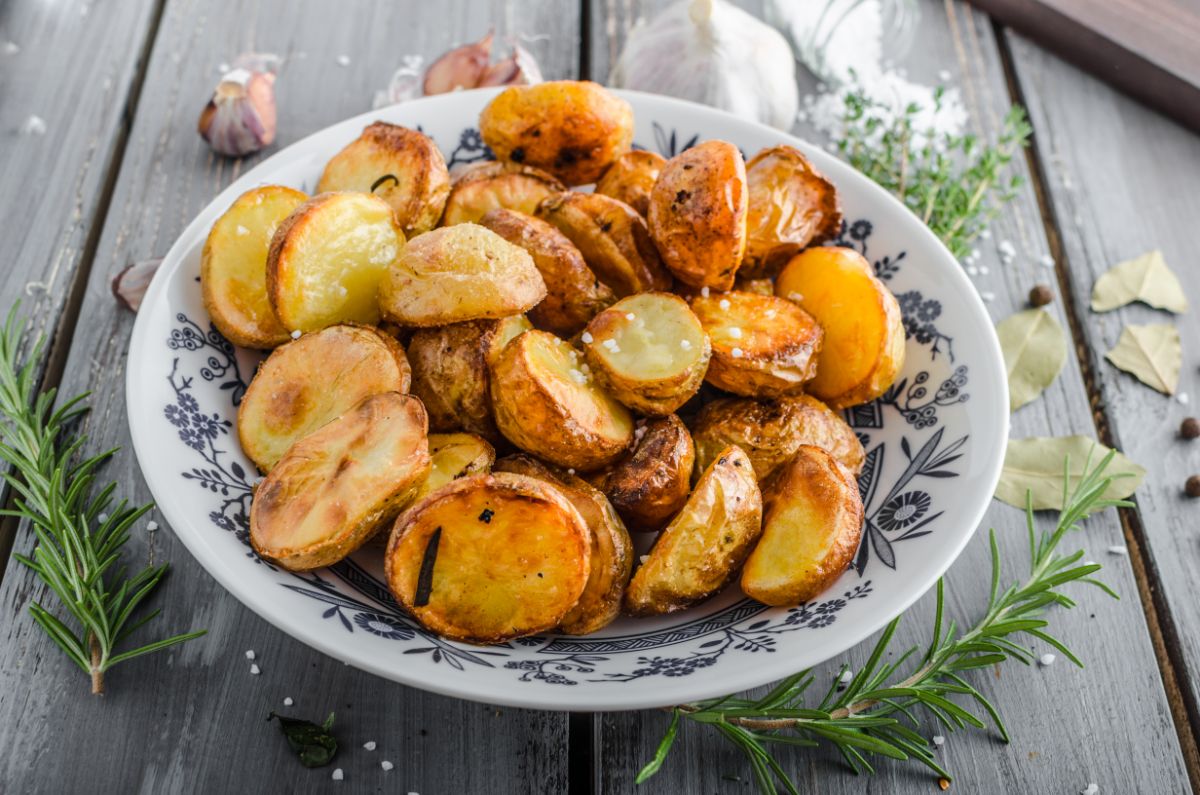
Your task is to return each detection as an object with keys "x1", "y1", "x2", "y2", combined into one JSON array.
[
  {"x1": 441, "y1": 161, "x2": 565, "y2": 226},
  {"x1": 238, "y1": 324, "x2": 412, "y2": 472},
  {"x1": 202, "y1": 185, "x2": 307, "y2": 349},
  {"x1": 386, "y1": 472, "x2": 591, "y2": 644},
  {"x1": 776, "y1": 246, "x2": 905, "y2": 408},
  {"x1": 589, "y1": 414, "x2": 695, "y2": 532},
  {"x1": 266, "y1": 192, "x2": 403, "y2": 332},
  {"x1": 250, "y1": 392, "x2": 431, "y2": 571},
  {"x1": 624, "y1": 445, "x2": 762, "y2": 616},
  {"x1": 741, "y1": 445, "x2": 864, "y2": 606},
  {"x1": 581, "y1": 292, "x2": 710, "y2": 415},
  {"x1": 412, "y1": 432, "x2": 496, "y2": 504},
  {"x1": 490, "y1": 329, "x2": 634, "y2": 471},
  {"x1": 379, "y1": 224, "x2": 546, "y2": 327},
  {"x1": 595, "y1": 150, "x2": 665, "y2": 216}
]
